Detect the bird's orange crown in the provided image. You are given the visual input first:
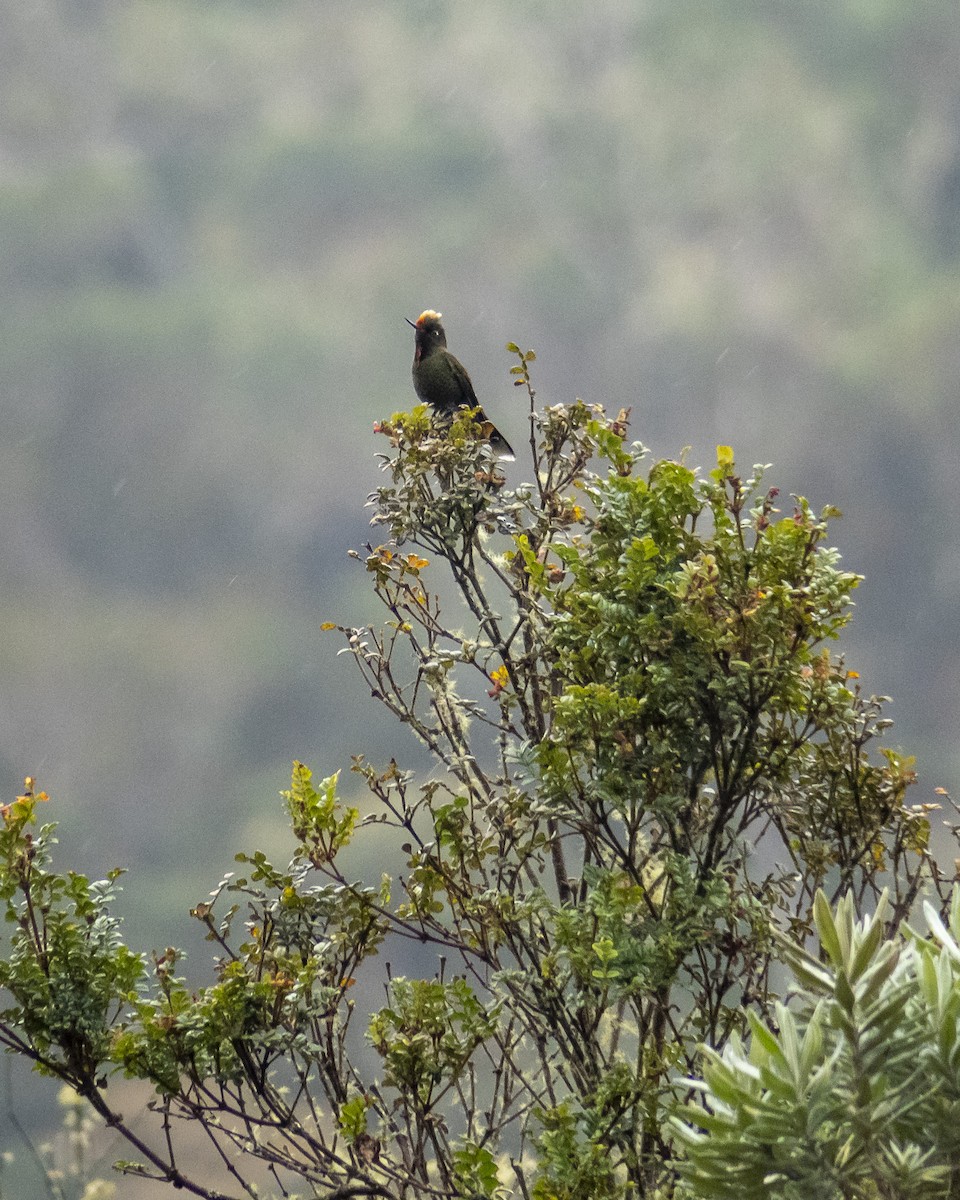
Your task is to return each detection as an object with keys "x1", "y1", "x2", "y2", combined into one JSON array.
[{"x1": 416, "y1": 310, "x2": 443, "y2": 327}]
